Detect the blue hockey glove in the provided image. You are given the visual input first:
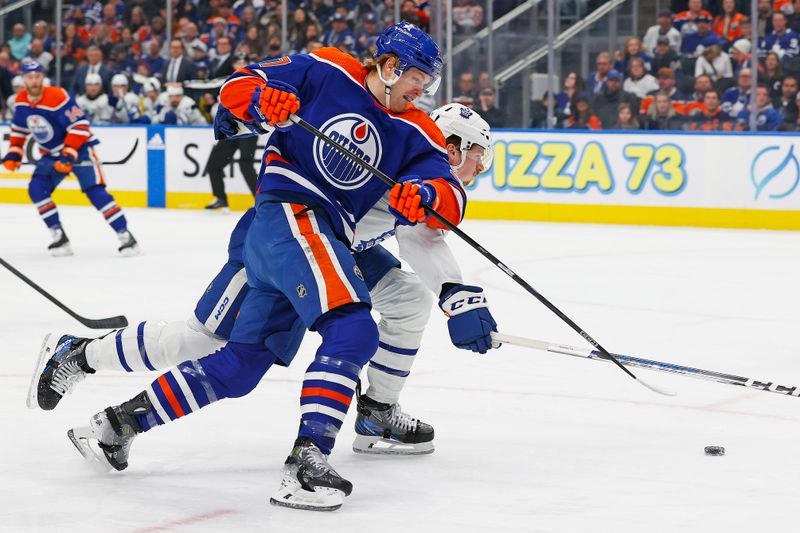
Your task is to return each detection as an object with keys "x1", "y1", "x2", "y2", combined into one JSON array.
[
  {"x1": 439, "y1": 285, "x2": 499, "y2": 354},
  {"x1": 248, "y1": 79, "x2": 300, "y2": 129},
  {"x1": 389, "y1": 177, "x2": 437, "y2": 225}
]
